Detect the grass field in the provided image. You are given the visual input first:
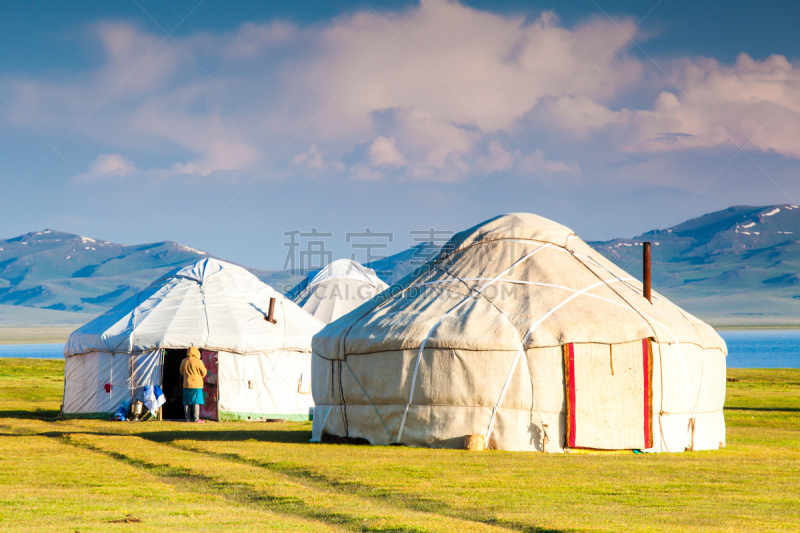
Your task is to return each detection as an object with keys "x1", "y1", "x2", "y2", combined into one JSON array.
[{"x1": 0, "y1": 359, "x2": 798, "y2": 532}]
